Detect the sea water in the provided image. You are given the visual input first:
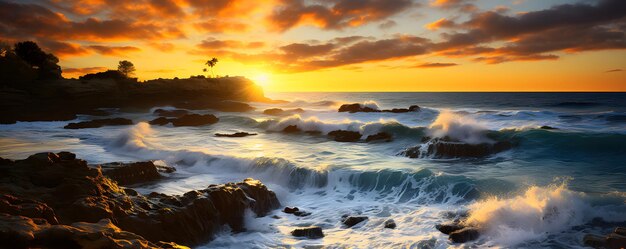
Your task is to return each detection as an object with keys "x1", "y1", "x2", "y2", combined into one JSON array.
[{"x1": 1, "y1": 92, "x2": 625, "y2": 248}]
